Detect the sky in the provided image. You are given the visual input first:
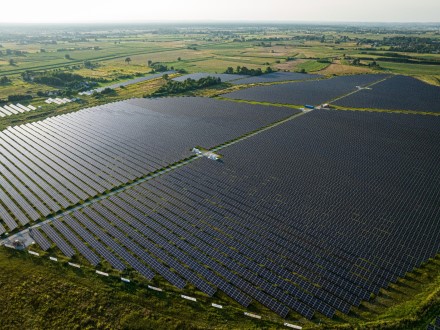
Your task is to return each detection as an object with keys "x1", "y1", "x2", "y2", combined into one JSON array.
[{"x1": 0, "y1": 0, "x2": 439, "y2": 23}]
